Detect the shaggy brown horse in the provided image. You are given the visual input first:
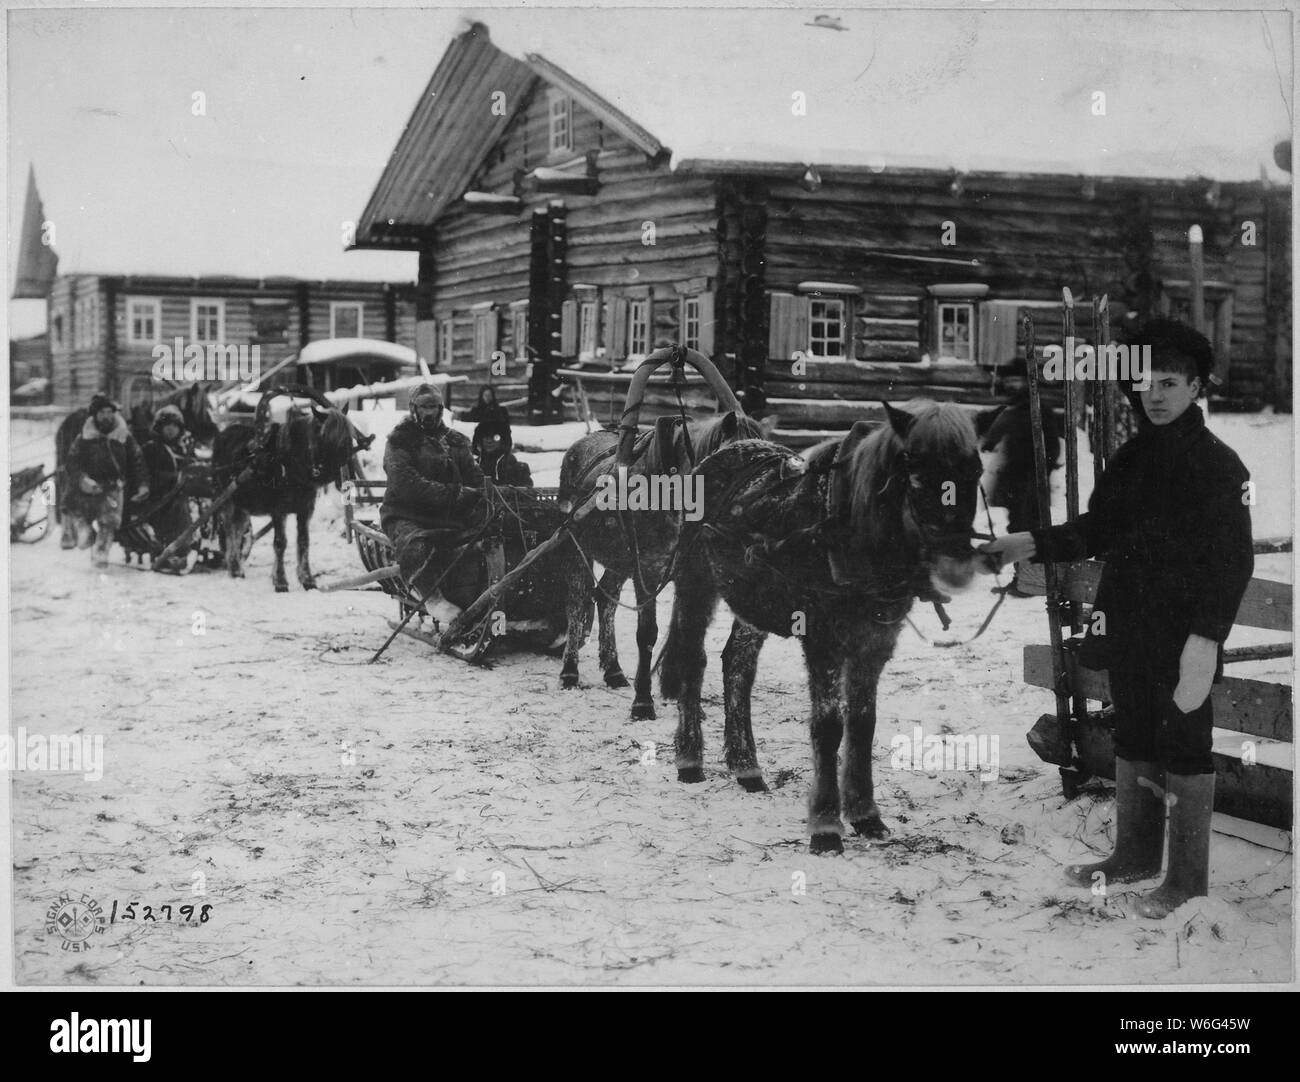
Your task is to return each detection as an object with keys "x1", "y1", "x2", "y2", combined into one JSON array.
[
  {"x1": 658, "y1": 402, "x2": 994, "y2": 853},
  {"x1": 212, "y1": 392, "x2": 363, "y2": 592},
  {"x1": 557, "y1": 411, "x2": 766, "y2": 717}
]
